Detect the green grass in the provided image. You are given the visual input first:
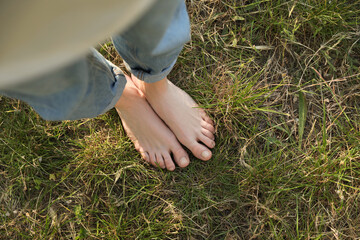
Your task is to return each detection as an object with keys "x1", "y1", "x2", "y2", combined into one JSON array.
[{"x1": 1, "y1": 0, "x2": 360, "y2": 239}]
